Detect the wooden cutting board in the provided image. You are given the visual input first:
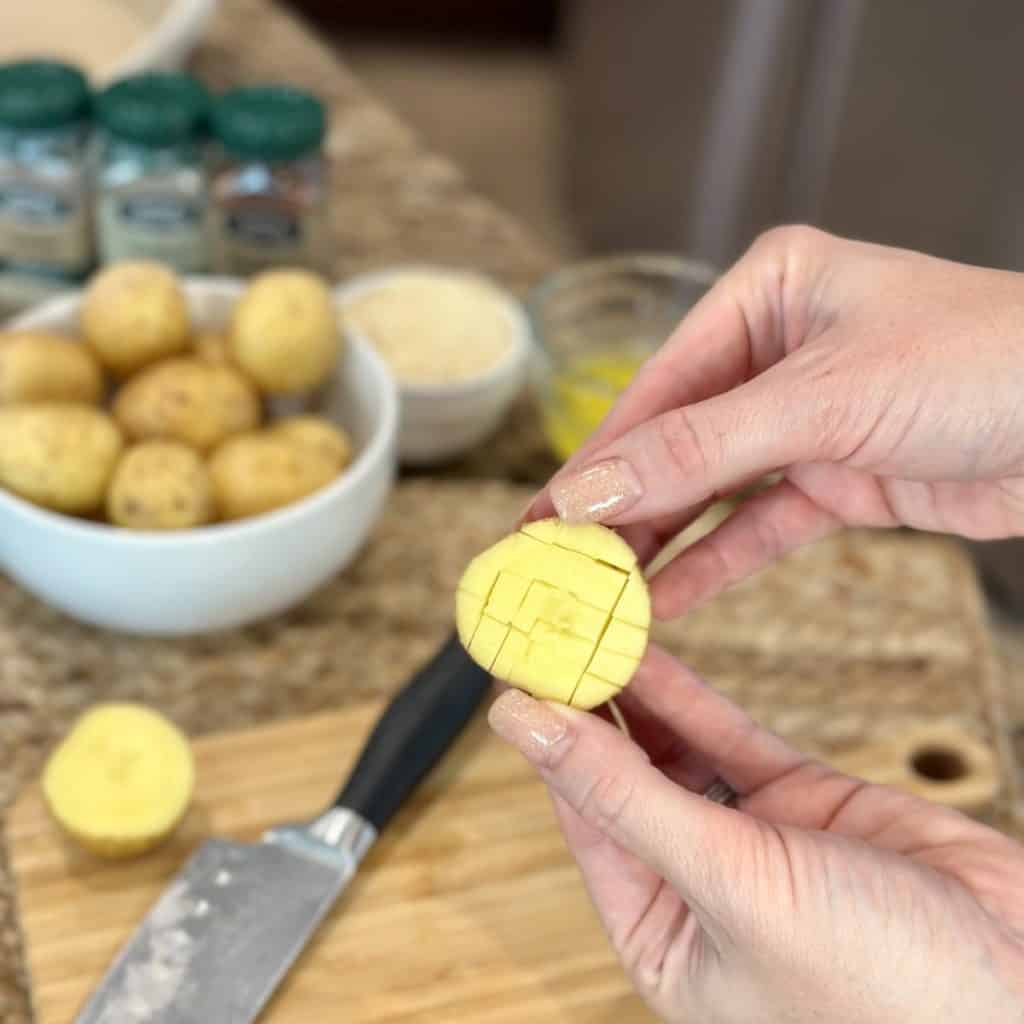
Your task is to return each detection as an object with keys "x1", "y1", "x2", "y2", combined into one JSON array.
[
  {"x1": 7, "y1": 696, "x2": 1009, "y2": 1024},
  {"x1": 2, "y1": 480, "x2": 1018, "y2": 1022},
  {"x1": 8, "y1": 703, "x2": 656, "y2": 1023}
]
